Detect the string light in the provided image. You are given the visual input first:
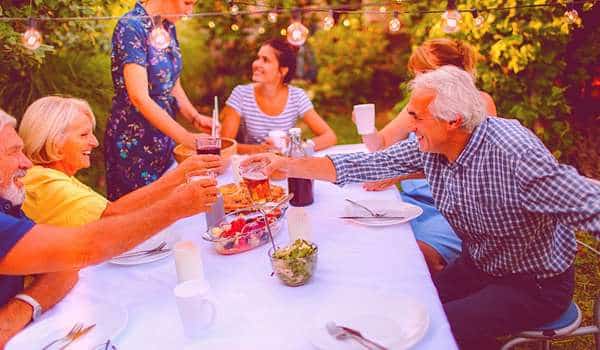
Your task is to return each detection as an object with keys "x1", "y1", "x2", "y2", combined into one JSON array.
[
  {"x1": 267, "y1": 11, "x2": 278, "y2": 23},
  {"x1": 471, "y1": 8, "x2": 485, "y2": 28},
  {"x1": 149, "y1": 16, "x2": 171, "y2": 50},
  {"x1": 323, "y1": 11, "x2": 335, "y2": 30},
  {"x1": 286, "y1": 10, "x2": 308, "y2": 46},
  {"x1": 389, "y1": 11, "x2": 401, "y2": 33},
  {"x1": 231, "y1": 23, "x2": 239, "y2": 31},
  {"x1": 442, "y1": 0, "x2": 461, "y2": 34},
  {"x1": 21, "y1": 19, "x2": 42, "y2": 50},
  {"x1": 342, "y1": 18, "x2": 351, "y2": 27},
  {"x1": 564, "y1": 3, "x2": 580, "y2": 24},
  {"x1": 4, "y1": 1, "x2": 591, "y2": 48}
]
